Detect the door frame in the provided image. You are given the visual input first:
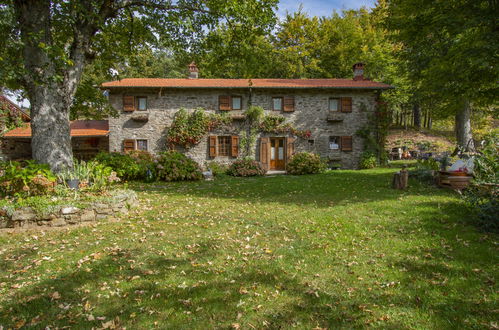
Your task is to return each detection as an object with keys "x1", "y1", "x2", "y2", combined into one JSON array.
[{"x1": 269, "y1": 137, "x2": 286, "y2": 170}]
